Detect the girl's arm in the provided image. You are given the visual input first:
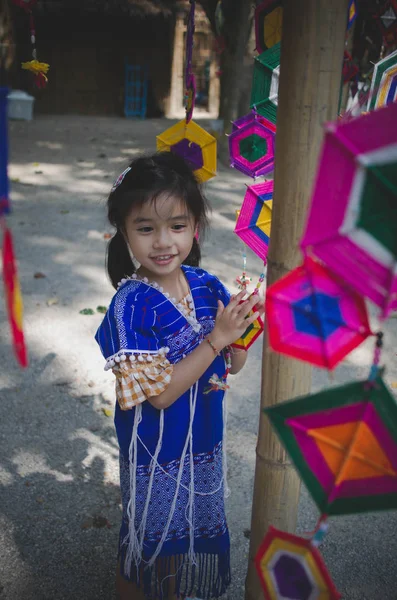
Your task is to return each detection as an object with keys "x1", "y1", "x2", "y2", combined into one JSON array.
[{"x1": 147, "y1": 291, "x2": 259, "y2": 410}]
